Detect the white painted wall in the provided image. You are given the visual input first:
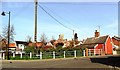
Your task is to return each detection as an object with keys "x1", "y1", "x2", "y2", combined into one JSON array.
[{"x1": 18, "y1": 44, "x2": 26, "y2": 51}]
